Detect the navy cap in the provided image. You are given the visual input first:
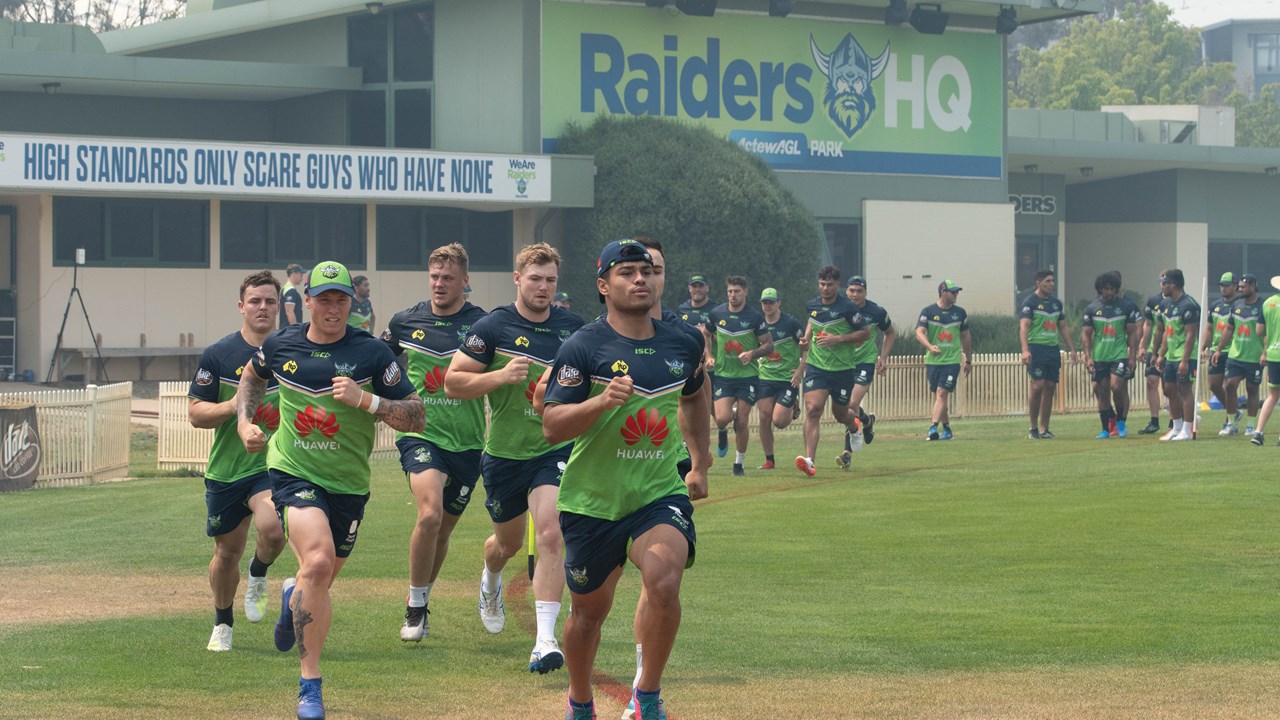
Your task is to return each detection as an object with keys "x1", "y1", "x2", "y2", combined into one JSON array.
[
  {"x1": 554, "y1": 291, "x2": 571, "y2": 302},
  {"x1": 1241, "y1": 273, "x2": 1258, "y2": 285},
  {"x1": 286, "y1": 263, "x2": 304, "y2": 275},
  {"x1": 688, "y1": 274, "x2": 708, "y2": 286},
  {"x1": 597, "y1": 239, "x2": 652, "y2": 279},
  {"x1": 847, "y1": 275, "x2": 867, "y2": 288}
]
